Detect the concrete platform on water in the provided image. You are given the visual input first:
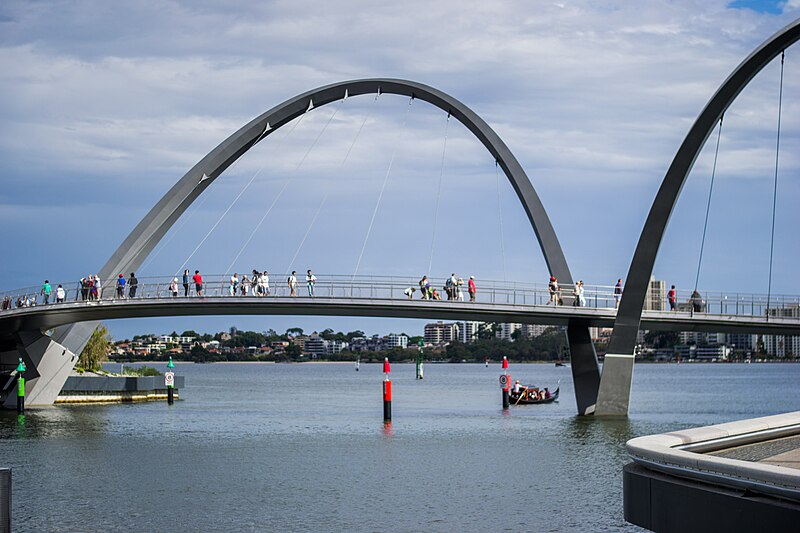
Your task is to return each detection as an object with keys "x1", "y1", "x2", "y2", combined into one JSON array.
[
  {"x1": 55, "y1": 374, "x2": 185, "y2": 404},
  {"x1": 624, "y1": 411, "x2": 800, "y2": 532}
]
